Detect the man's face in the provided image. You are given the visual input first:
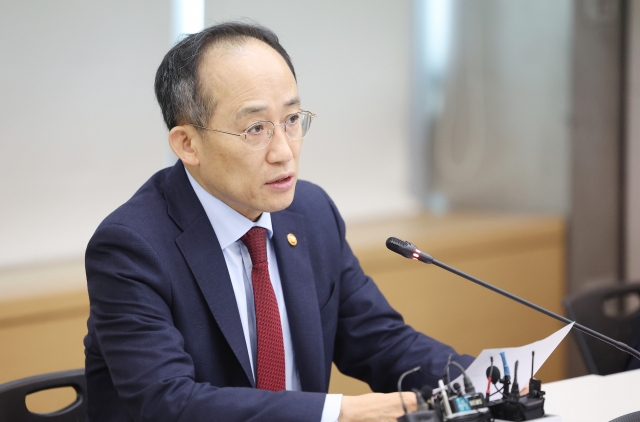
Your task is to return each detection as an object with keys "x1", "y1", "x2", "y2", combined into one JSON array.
[{"x1": 190, "y1": 39, "x2": 301, "y2": 221}]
